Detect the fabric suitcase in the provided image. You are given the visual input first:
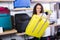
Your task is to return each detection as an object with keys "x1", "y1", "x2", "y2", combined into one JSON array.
[
  {"x1": 15, "y1": 14, "x2": 31, "y2": 33},
  {"x1": 25, "y1": 15, "x2": 50, "y2": 38},
  {"x1": 14, "y1": 0, "x2": 30, "y2": 8},
  {"x1": 0, "y1": 14, "x2": 12, "y2": 30},
  {"x1": 0, "y1": 7, "x2": 10, "y2": 14}
]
